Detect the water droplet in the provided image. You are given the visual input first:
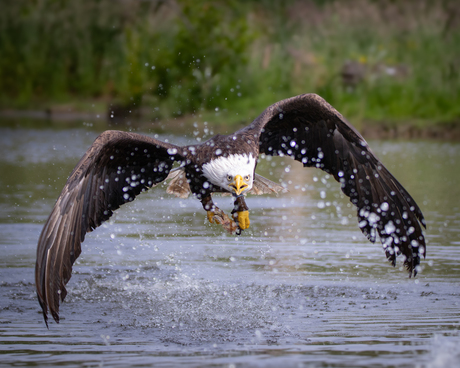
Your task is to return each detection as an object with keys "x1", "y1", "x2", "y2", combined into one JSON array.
[
  {"x1": 167, "y1": 148, "x2": 178, "y2": 155},
  {"x1": 385, "y1": 221, "x2": 396, "y2": 234}
]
